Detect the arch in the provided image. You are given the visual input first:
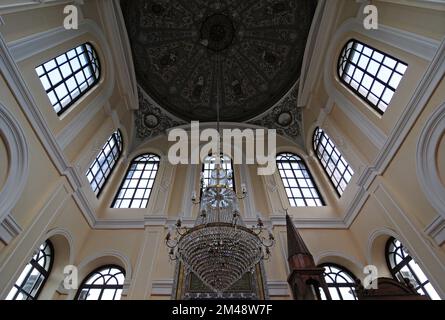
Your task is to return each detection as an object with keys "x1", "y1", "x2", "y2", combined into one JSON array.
[
  {"x1": 75, "y1": 264, "x2": 125, "y2": 300},
  {"x1": 318, "y1": 262, "x2": 358, "y2": 300},
  {"x1": 314, "y1": 250, "x2": 364, "y2": 280},
  {"x1": 112, "y1": 153, "x2": 161, "y2": 209},
  {"x1": 276, "y1": 152, "x2": 324, "y2": 207},
  {"x1": 0, "y1": 103, "x2": 29, "y2": 242},
  {"x1": 73, "y1": 250, "x2": 132, "y2": 300},
  {"x1": 366, "y1": 227, "x2": 400, "y2": 277},
  {"x1": 416, "y1": 101, "x2": 445, "y2": 219}
]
